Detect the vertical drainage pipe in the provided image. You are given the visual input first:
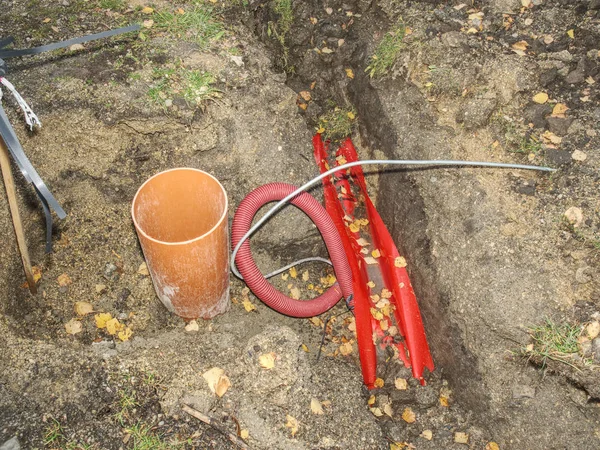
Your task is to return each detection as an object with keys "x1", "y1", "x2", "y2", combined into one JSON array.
[{"x1": 132, "y1": 168, "x2": 230, "y2": 319}]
